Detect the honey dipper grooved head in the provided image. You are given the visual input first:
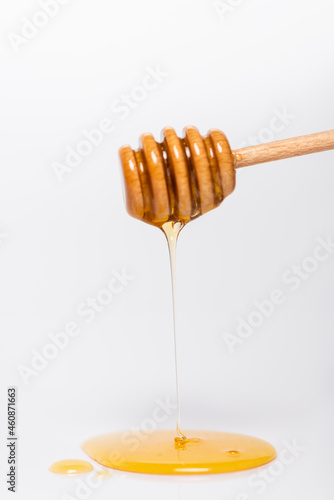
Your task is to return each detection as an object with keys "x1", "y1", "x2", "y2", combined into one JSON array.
[{"x1": 119, "y1": 126, "x2": 235, "y2": 227}]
